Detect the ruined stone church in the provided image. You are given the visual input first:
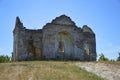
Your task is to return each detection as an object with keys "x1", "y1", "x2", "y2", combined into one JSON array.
[{"x1": 12, "y1": 15, "x2": 96, "y2": 61}]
